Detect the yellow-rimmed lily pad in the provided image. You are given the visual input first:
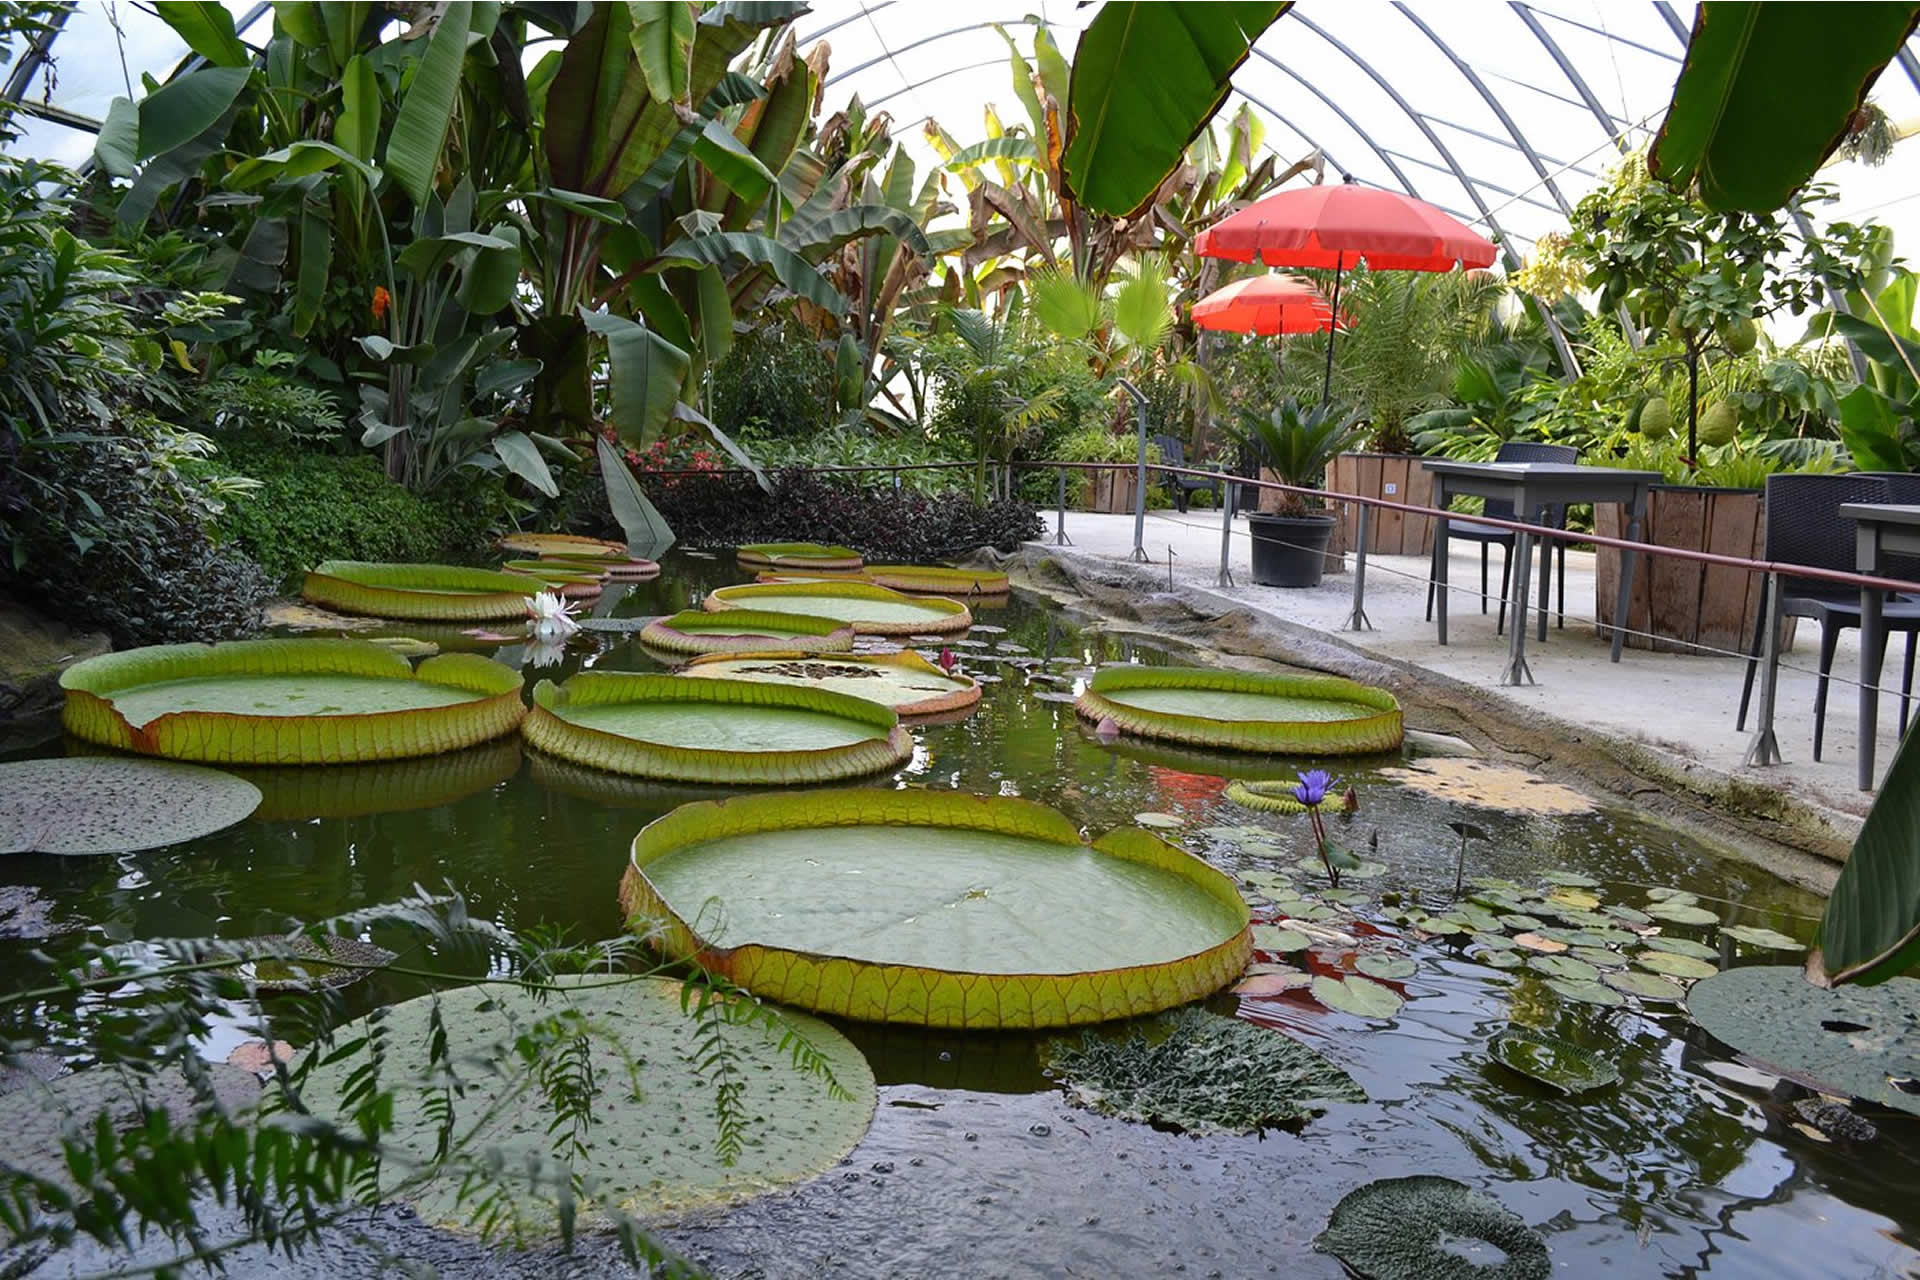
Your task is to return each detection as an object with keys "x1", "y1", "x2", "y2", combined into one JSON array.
[
  {"x1": 1076, "y1": 666, "x2": 1402, "y2": 755},
  {"x1": 859, "y1": 564, "x2": 1011, "y2": 596},
  {"x1": 639, "y1": 609, "x2": 856, "y2": 656},
  {"x1": 497, "y1": 532, "x2": 628, "y2": 559},
  {"x1": 0, "y1": 758, "x2": 261, "y2": 854},
  {"x1": 1225, "y1": 779, "x2": 1309, "y2": 814},
  {"x1": 302, "y1": 561, "x2": 541, "y2": 621},
  {"x1": 705, "y1": 581, "x2": 972, "y2": 636},
  {"x1": 61, "y1": 640, "x2": 526, "y2": 765},
  {"x1": 736, "y1": 542, "x2": 864, "y2": 571},
  {"x1": 296, "y1": 976, "x2": 877, "y2": 1232},
  {"x1": 679, "y1": 651, "x2": 979, "y2": 717},
  {"x1": 235, "y1": 739, "x2": 523, "y2": 820},
  {"x1": 524, "y1": 673, "x2": 911, "y2": 784},
  {"x1": 617, "y1": 789, "x2": 1252, "y2": 1029}
]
